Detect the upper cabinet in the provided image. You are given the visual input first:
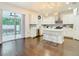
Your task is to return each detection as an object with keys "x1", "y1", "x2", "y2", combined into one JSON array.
[
  {"x1": 30, "y1": 15, "x2": 55, "y2": 24},
  {"x1": 62, "y1": 14, "x2": 74, "y2": 24},
  {"x1": 42, "y1": 17, "x2": 55, "y2": 24},
  {"x1": 30, "y1": 15, "x2": 38, "y2": 24},
  {"x1": 30, "y1": 14, "x2": 74, "y2": 24},
  {"x1": 73, "y1": 15, "x2": 79, "y2": 40}
]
